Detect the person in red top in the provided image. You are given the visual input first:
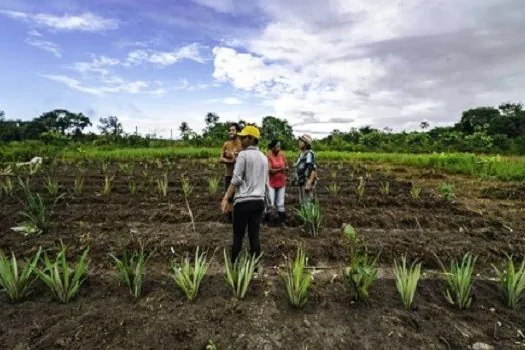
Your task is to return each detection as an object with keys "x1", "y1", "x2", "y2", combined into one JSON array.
[{"x1": 266, "y1": 139, "x2": 288, "y2": 227}]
